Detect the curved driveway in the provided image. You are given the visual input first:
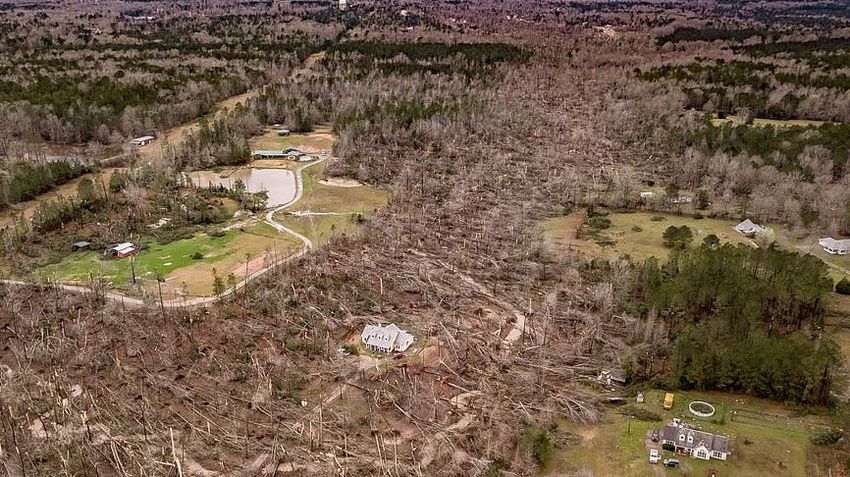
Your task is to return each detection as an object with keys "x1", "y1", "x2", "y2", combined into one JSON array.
[{"x1": 2, "y1": 159, "x2": 327, "y2": 308}]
